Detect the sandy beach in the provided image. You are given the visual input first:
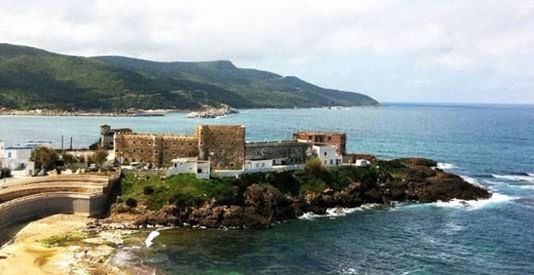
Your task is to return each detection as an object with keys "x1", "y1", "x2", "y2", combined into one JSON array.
[{"x1": 0, "y1": 214, "x2": 126, "y2": 275}]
